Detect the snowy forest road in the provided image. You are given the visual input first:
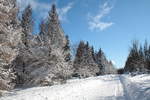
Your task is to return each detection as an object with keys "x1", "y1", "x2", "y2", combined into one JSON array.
[
  {"x1": 1, "y1": 75, "x2": 150, "y2": 100},
  {"x1": 95, "y1": 75, "x2": 126, "y2": 100}
]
